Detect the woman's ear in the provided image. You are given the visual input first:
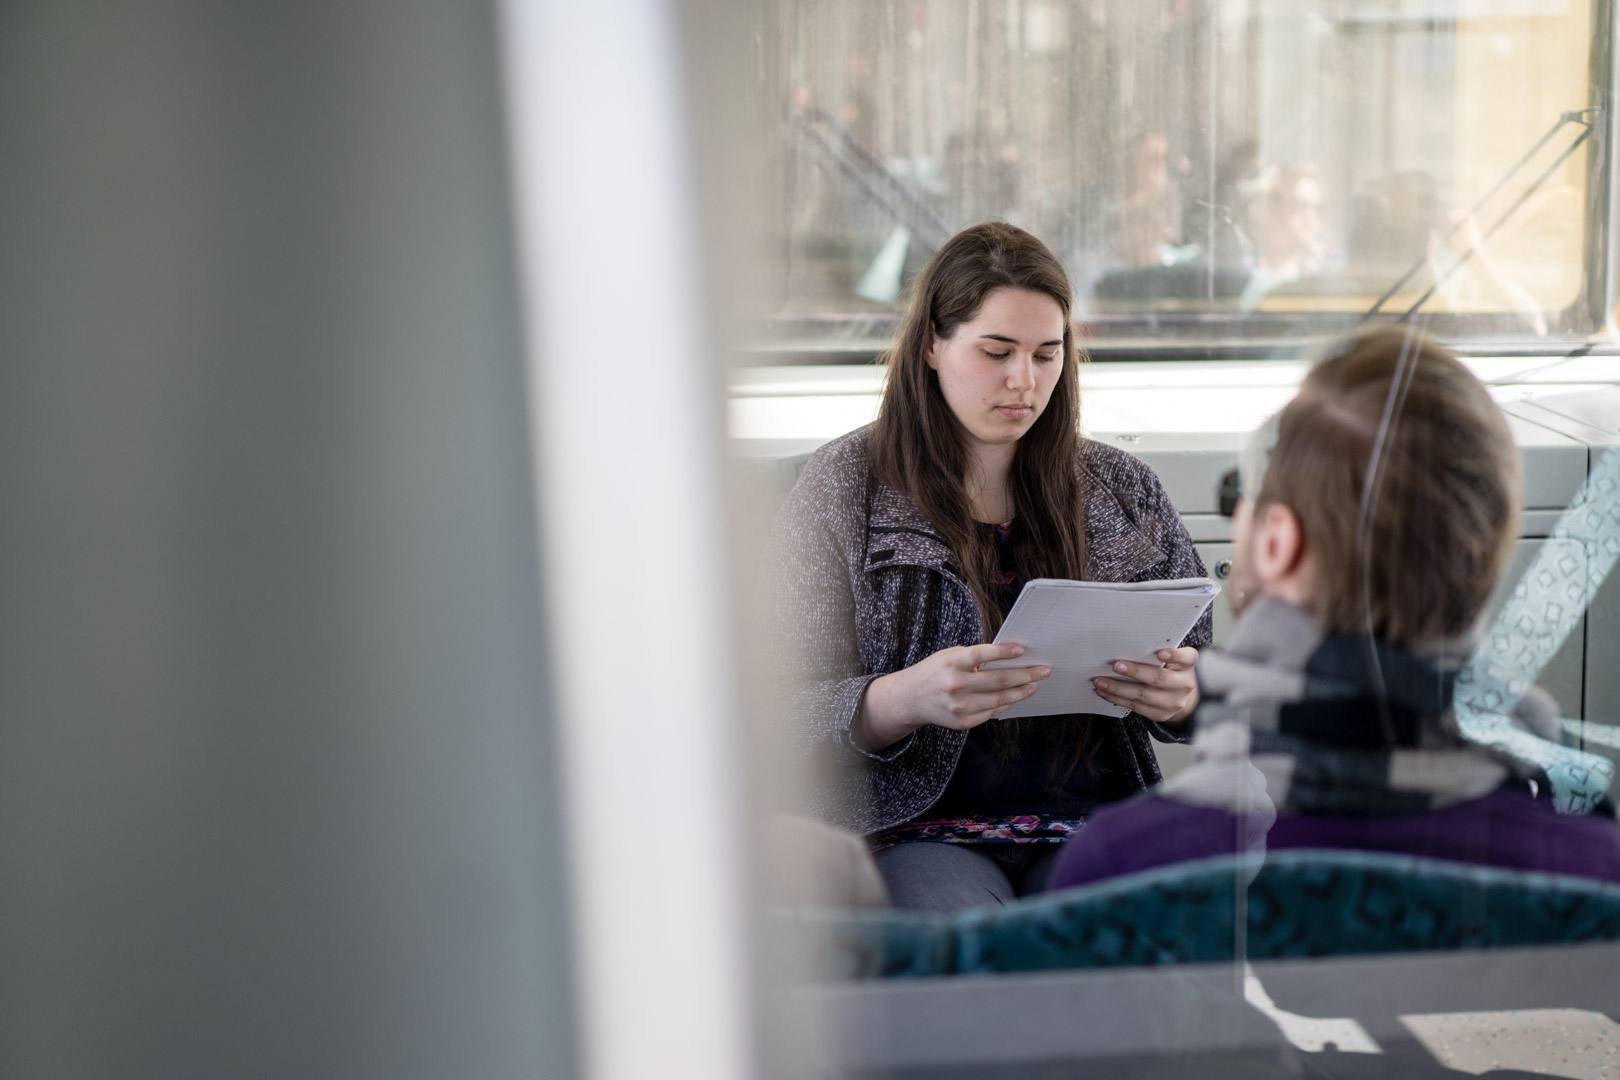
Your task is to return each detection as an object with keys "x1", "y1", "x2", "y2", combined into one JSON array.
[{"x1": 926, "y1": 331, "x2": 940, "y2": 370}]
